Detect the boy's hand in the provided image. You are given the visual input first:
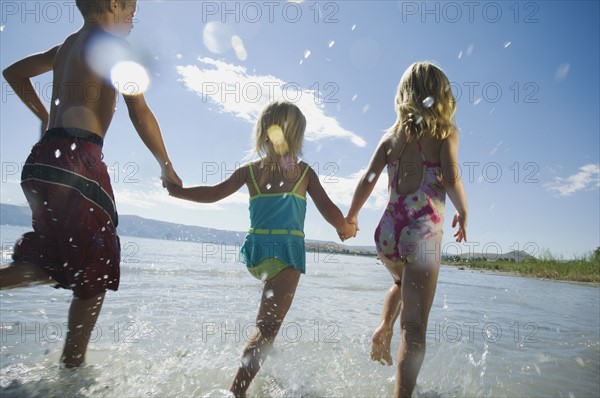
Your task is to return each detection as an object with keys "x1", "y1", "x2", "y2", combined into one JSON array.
[{"x1": 161, "y1": 162, "x2": 182, "y2": 188}]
